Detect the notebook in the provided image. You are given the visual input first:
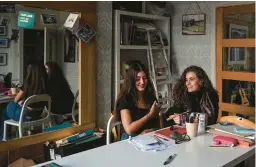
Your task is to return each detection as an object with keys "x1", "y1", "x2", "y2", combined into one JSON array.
[
  {"x1": 208, "y1": 124, "x2": 255, "y2": 138},
  {"x1": 154, "y1": 126, "x2": 187, "y2": 140}
]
